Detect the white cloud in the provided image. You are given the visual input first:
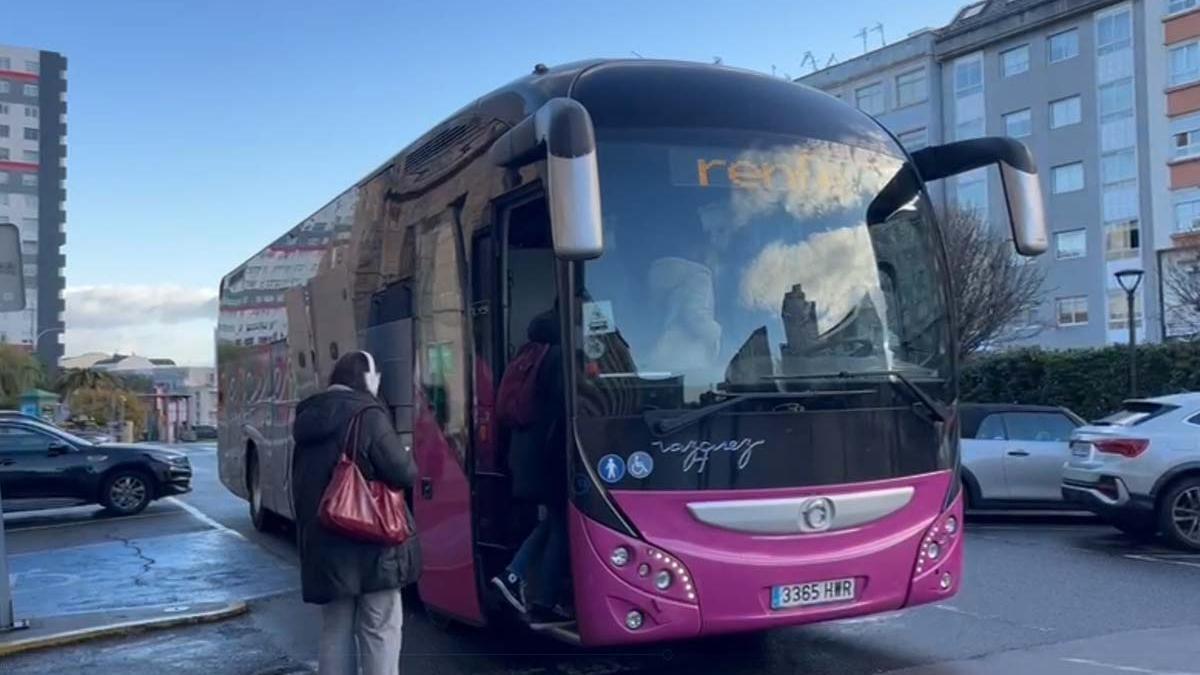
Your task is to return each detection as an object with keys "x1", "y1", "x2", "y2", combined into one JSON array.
[
  {"x1": 738, "y1": 226, "x2": 883, "y2": 334},
  {"x1": 66, "y1": 285, "x2": 217, "y2": 329},
  {"x1": 63, "y1": 285, "x2": 218, "y2": 365}
]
